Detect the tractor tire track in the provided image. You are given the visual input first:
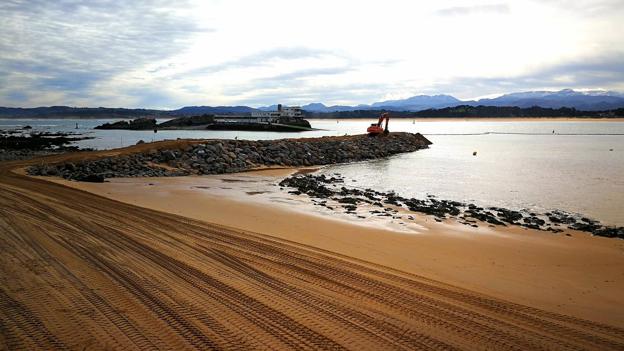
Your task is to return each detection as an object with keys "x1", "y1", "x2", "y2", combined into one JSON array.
[{"x1": 1, "y1": 156, "x2": 624, "y2": 350}]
